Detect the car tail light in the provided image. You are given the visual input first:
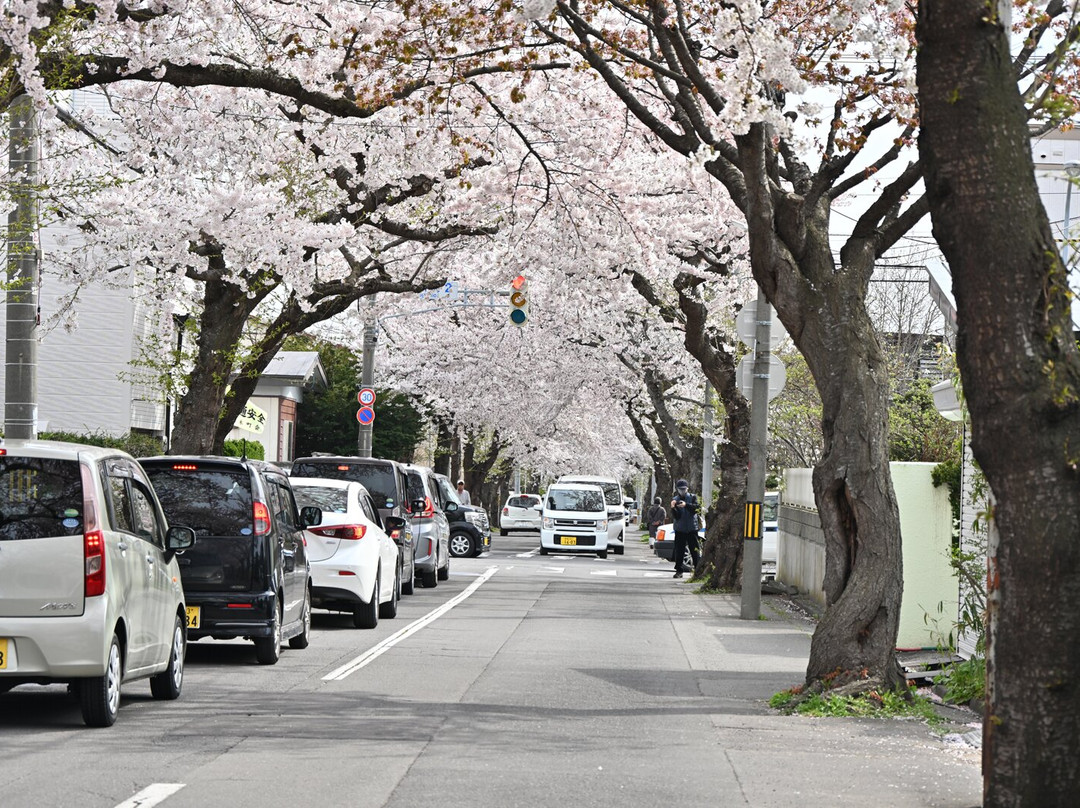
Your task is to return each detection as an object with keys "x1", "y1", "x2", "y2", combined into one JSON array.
[
  {"x1": 227, "y1": 603, "x2": 254, "y2": 609},
  {"x1": 336, "y1": 465, "x2": 351, "y2": 471},
  {"x1": 657, "y1": 528, "x2": 666, "y2": 542},
  {"x1": 253, "y1": 501, "x2": 271, "y2": 535},
  {"x1": 309, "y1": 524, "x2": 367, "y2": 541},
  {"x1": 171, "y1": 463, "x2": 198, "y2": 471},
  {"x1": 502, "y1": 506, "x2": 509, "y2": 515},
  {"x1": 427, "y1": 538, "x2": 435, "y2": 556},
  {"x1": 421, "y1": 496, "x2": 435, "y2": 518},
  {"x1": 84, "y1": 530, "x2": 106, "y2": 597},
  {"x1": 80, "y1": 464, "x2": 106, "y2": 597}
]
